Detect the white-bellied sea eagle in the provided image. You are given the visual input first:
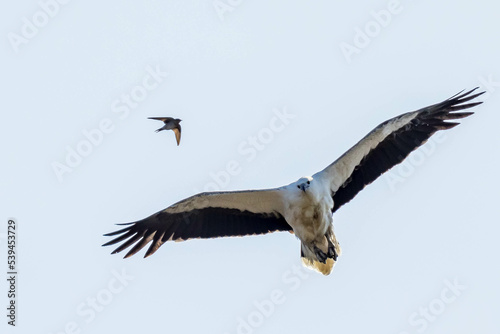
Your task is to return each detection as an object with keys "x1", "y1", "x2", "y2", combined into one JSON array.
[{"x1": 104, "y1": 88, "x2": 483, "y2": 275}]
